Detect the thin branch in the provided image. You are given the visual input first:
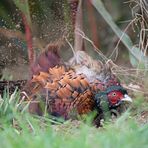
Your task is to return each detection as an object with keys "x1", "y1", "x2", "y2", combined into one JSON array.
[{"x1": 91, "y1": 0, "x2": 148, "y2": 68}]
